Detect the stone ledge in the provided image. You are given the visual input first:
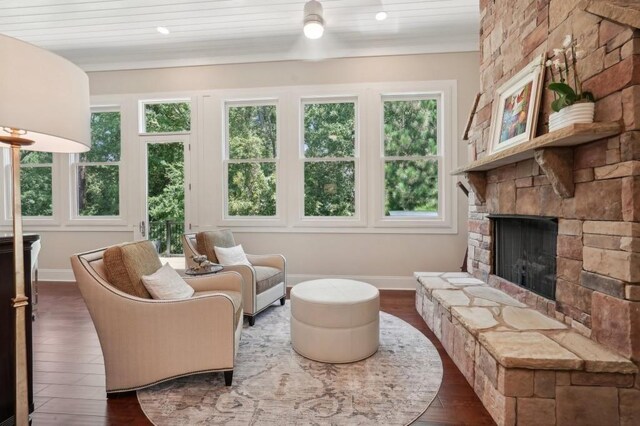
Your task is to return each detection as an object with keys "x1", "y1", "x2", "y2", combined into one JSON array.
[{"x1": 415, "y1": 272, "x2": 637, "y2": 374}]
